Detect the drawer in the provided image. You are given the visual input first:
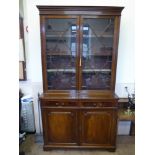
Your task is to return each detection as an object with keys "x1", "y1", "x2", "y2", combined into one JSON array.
[
  {"x1": 81, "y1": 102, "x2": 115, "y2": 107},
  {"x1": 41, "y1": 101, "x2": 78, "y2": 107}
]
